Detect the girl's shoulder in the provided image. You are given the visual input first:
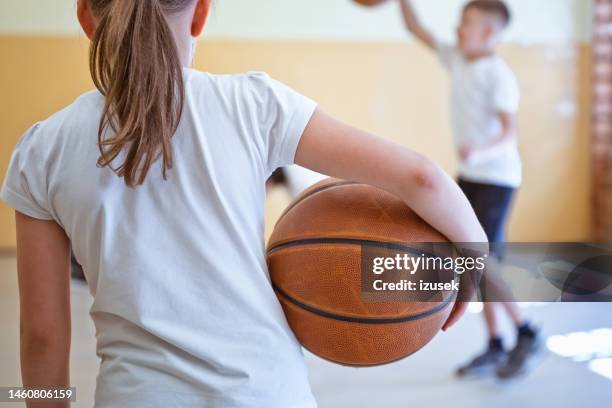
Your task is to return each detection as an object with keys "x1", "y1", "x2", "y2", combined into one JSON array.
[
  {"x1": 183, "y1": 67, "x2": 271, "y2": 82},
  {"x1": 183, "y1": 68, "x2": 280, "y2": 95},
  {"x1": 182, "y1": 69, "x2": 304, "y2": 113},
  {"x1": 15, "y1": 90, "x2": 104, "y2": 149}
]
